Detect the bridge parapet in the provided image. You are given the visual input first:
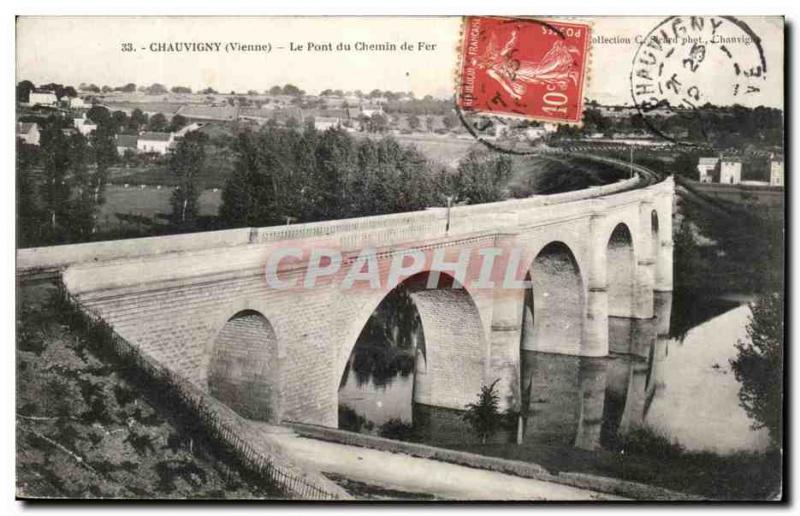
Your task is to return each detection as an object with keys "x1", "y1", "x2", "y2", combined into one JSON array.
[{"x1": 17, "y1": 174, "x2": 656, "y2": 281}]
